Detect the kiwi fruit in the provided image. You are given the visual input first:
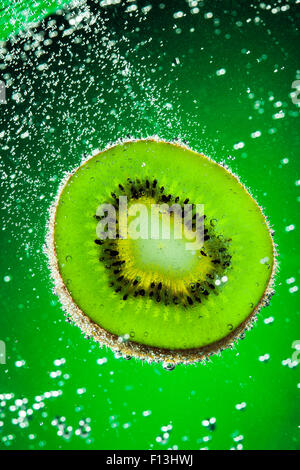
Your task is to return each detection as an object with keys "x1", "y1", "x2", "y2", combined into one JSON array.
[{"x1": 46, "y1": 138, "x2": 276, "y2": 365}]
